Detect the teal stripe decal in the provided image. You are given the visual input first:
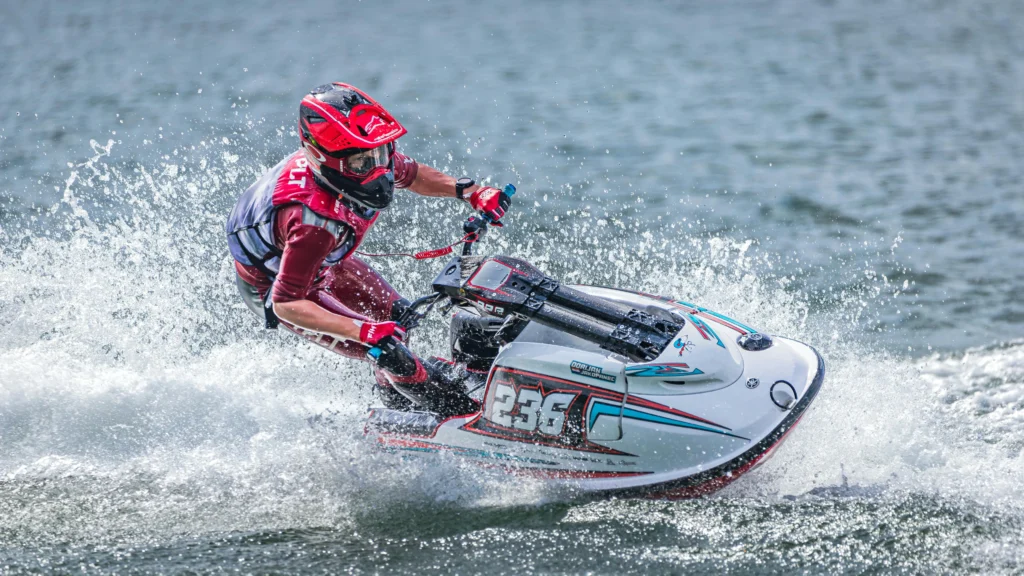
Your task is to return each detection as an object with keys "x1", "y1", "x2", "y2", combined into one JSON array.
[
  {"x1": 588, "y1": 400, "x2": 622, "y2": 429},
  {"x1": 589, "y1": 400, "x2": 748, "y2": 440},
  {"x1": 702, "y1": 309, "x2": 756, "y2": 334},
  {"x1": 674, "y1": 300, "x2": 757, "y2": 334}
]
